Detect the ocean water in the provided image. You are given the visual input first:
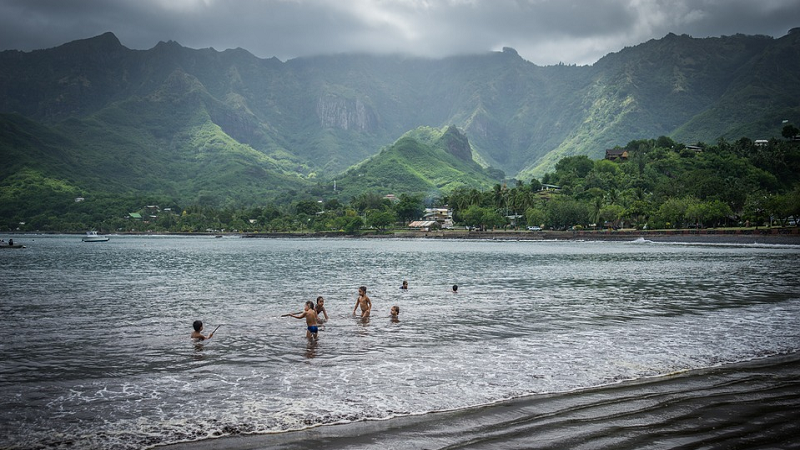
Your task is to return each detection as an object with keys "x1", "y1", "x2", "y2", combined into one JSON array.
[{"x1": 1, "y1": 235, "x2": 798, "y2": 449}]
